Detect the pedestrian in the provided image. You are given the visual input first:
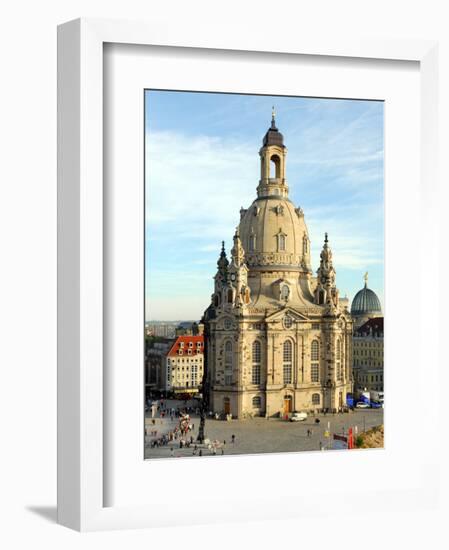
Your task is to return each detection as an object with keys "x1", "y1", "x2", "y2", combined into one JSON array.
[
  {"x1": 231, "y1": 434, "x2": 235, "y2": 444},
  {"x1": 223, "y1": 440, "x2": 226, "y2": 446},
  {"x1": 192, "y1": 423, "x2": 194, "y2": 430},
  {"x1": 170, "y1": 447, "x2": 174, "y2": 457},
  {"x1": 221, "y1": 448, "x2": 224, "y2": 455},
  {"x1": 306, "y1": 429, "x2": 310, "y2": 437},
  {"x1": 199, "y1": 449, "x2": 202, "y2": 457}
]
